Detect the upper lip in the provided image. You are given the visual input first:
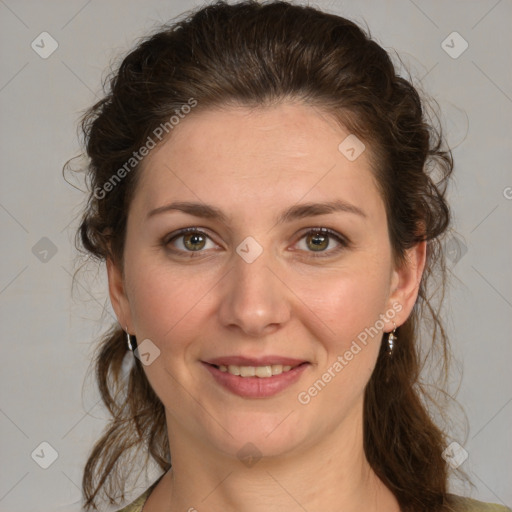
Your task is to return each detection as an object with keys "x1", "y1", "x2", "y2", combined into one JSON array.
[{"x1": 204, "y1": 356, "x2": 308, "y2": 367}]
